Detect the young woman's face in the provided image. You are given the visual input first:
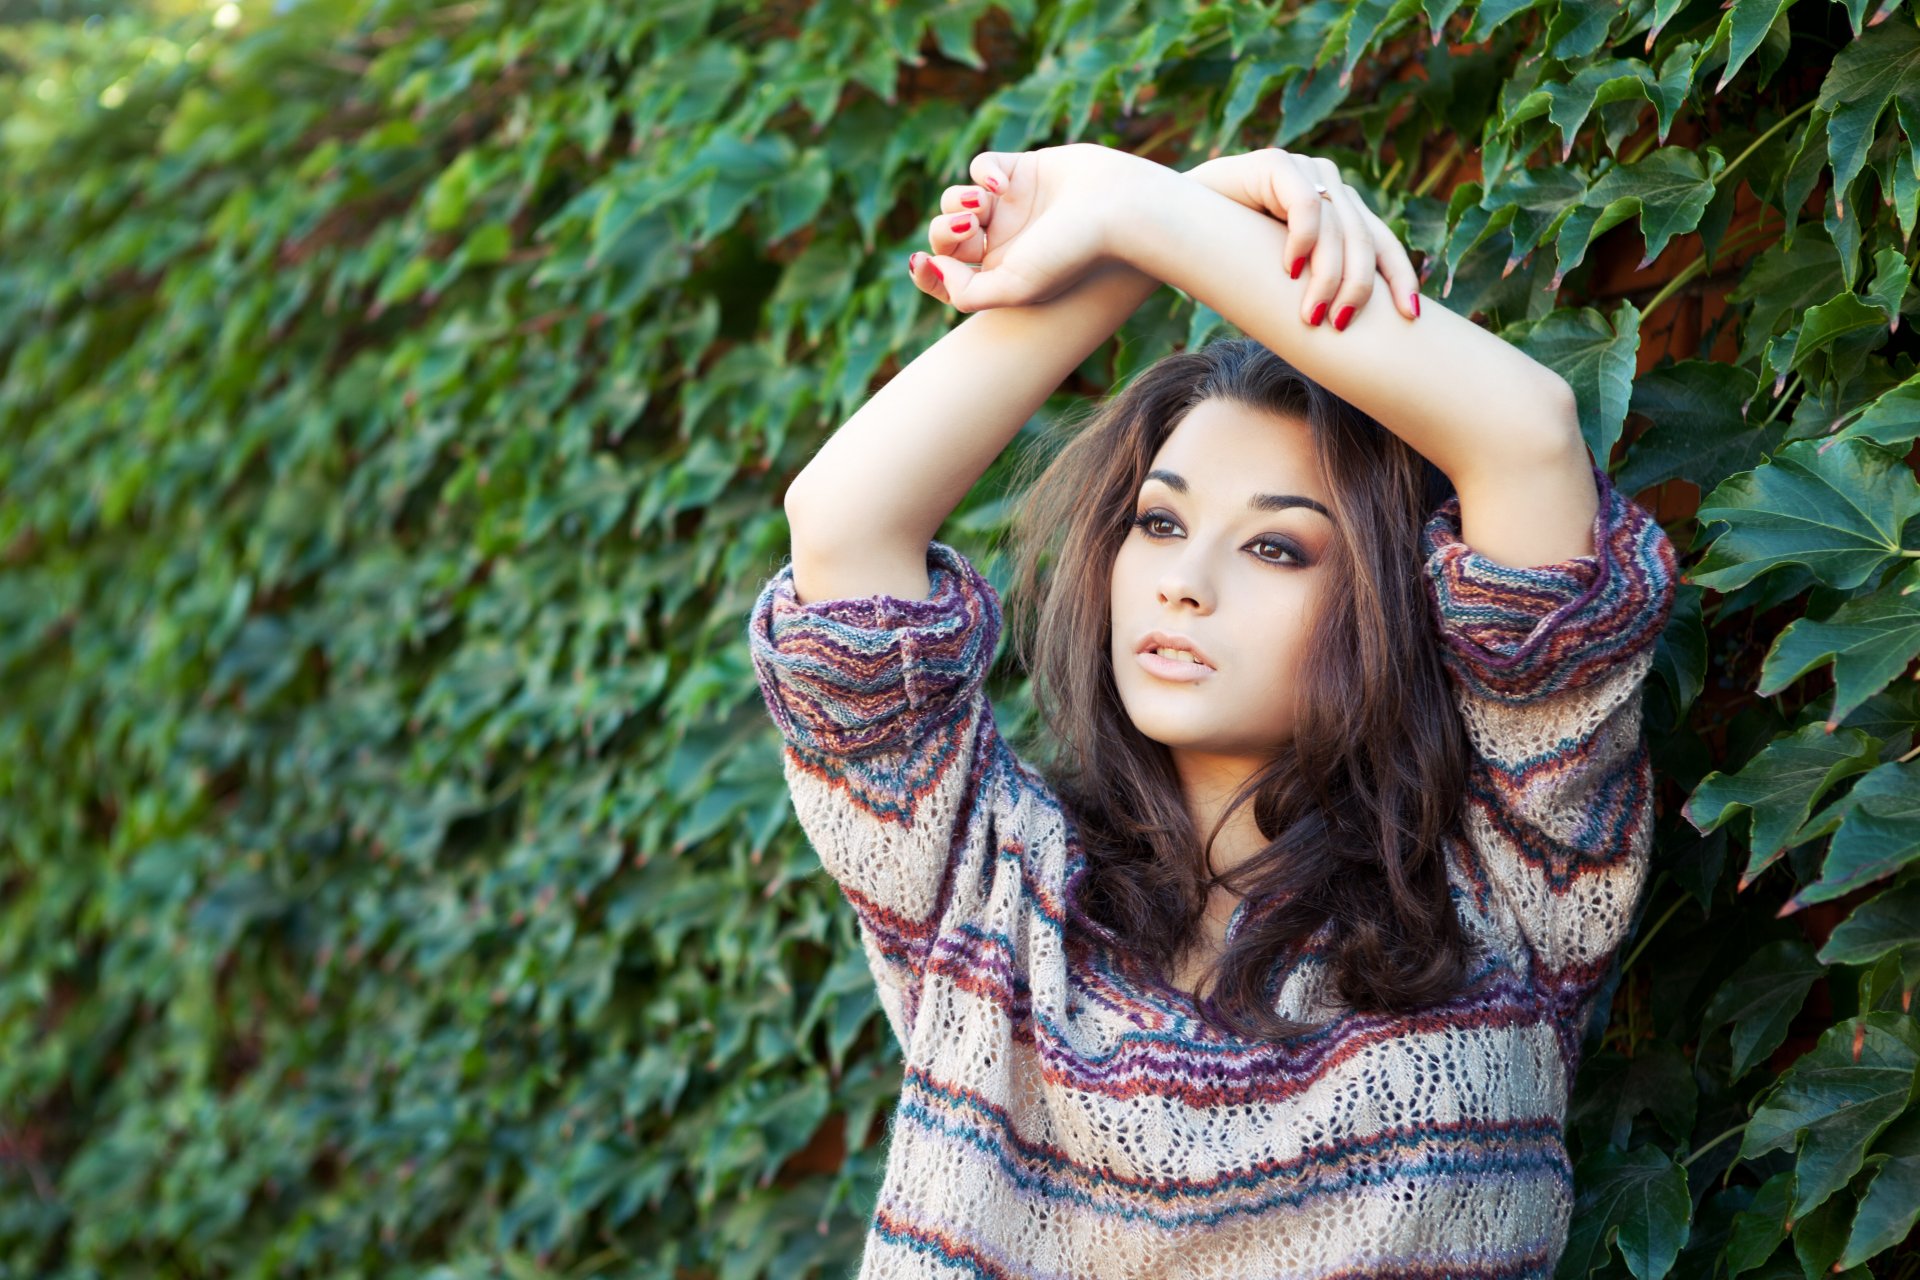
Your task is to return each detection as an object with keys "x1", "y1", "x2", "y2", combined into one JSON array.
[{"x1": 1109, "y1": 398, "x2": 1336, "y2": 762}]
